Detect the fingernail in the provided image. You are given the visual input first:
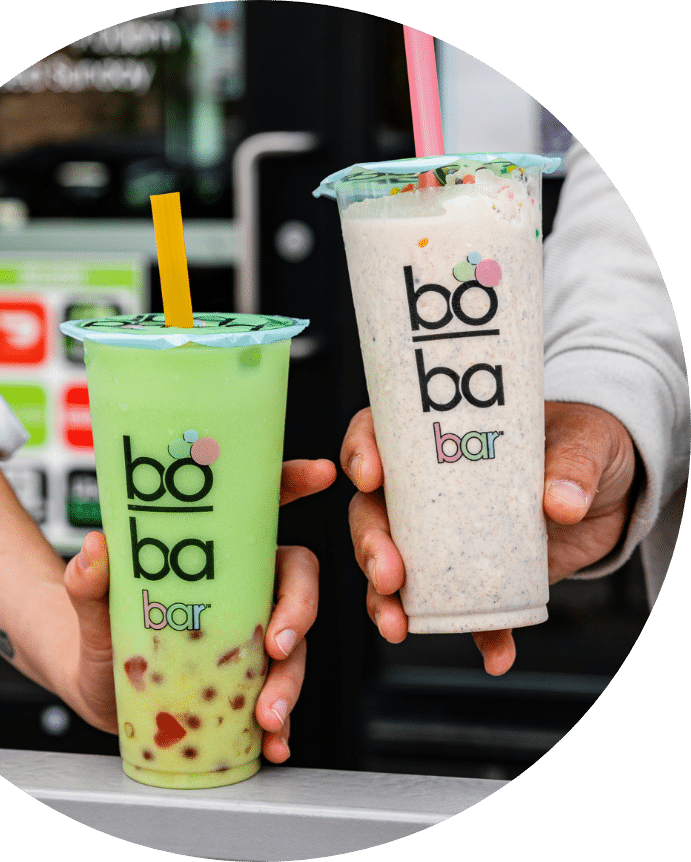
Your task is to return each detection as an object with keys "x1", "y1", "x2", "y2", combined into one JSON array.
[
  {"x1": 367, "y1": 557, "x2": 377, "y2": 591},
  {"x1": 349, "y1": 454, "x2": 362, "y2": 488},
  {"x1": 270, "y1": 699, "x2": 288, "y2": 727},
  {"x1": 280, "y1": 736, "x2": 291, "y2": 757},
  {"x1": 374, "y1": 611, "x2": 382, "y2": 633},
  {"x1": 78, "y1": 549, "x2": 91, "y2": 573},
  {"x1": 274, "y1": 629, "x2": 297, "y2": 657},
  {"x1": 547, "y1": 480, "x2": 589, "y2": 510}
]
